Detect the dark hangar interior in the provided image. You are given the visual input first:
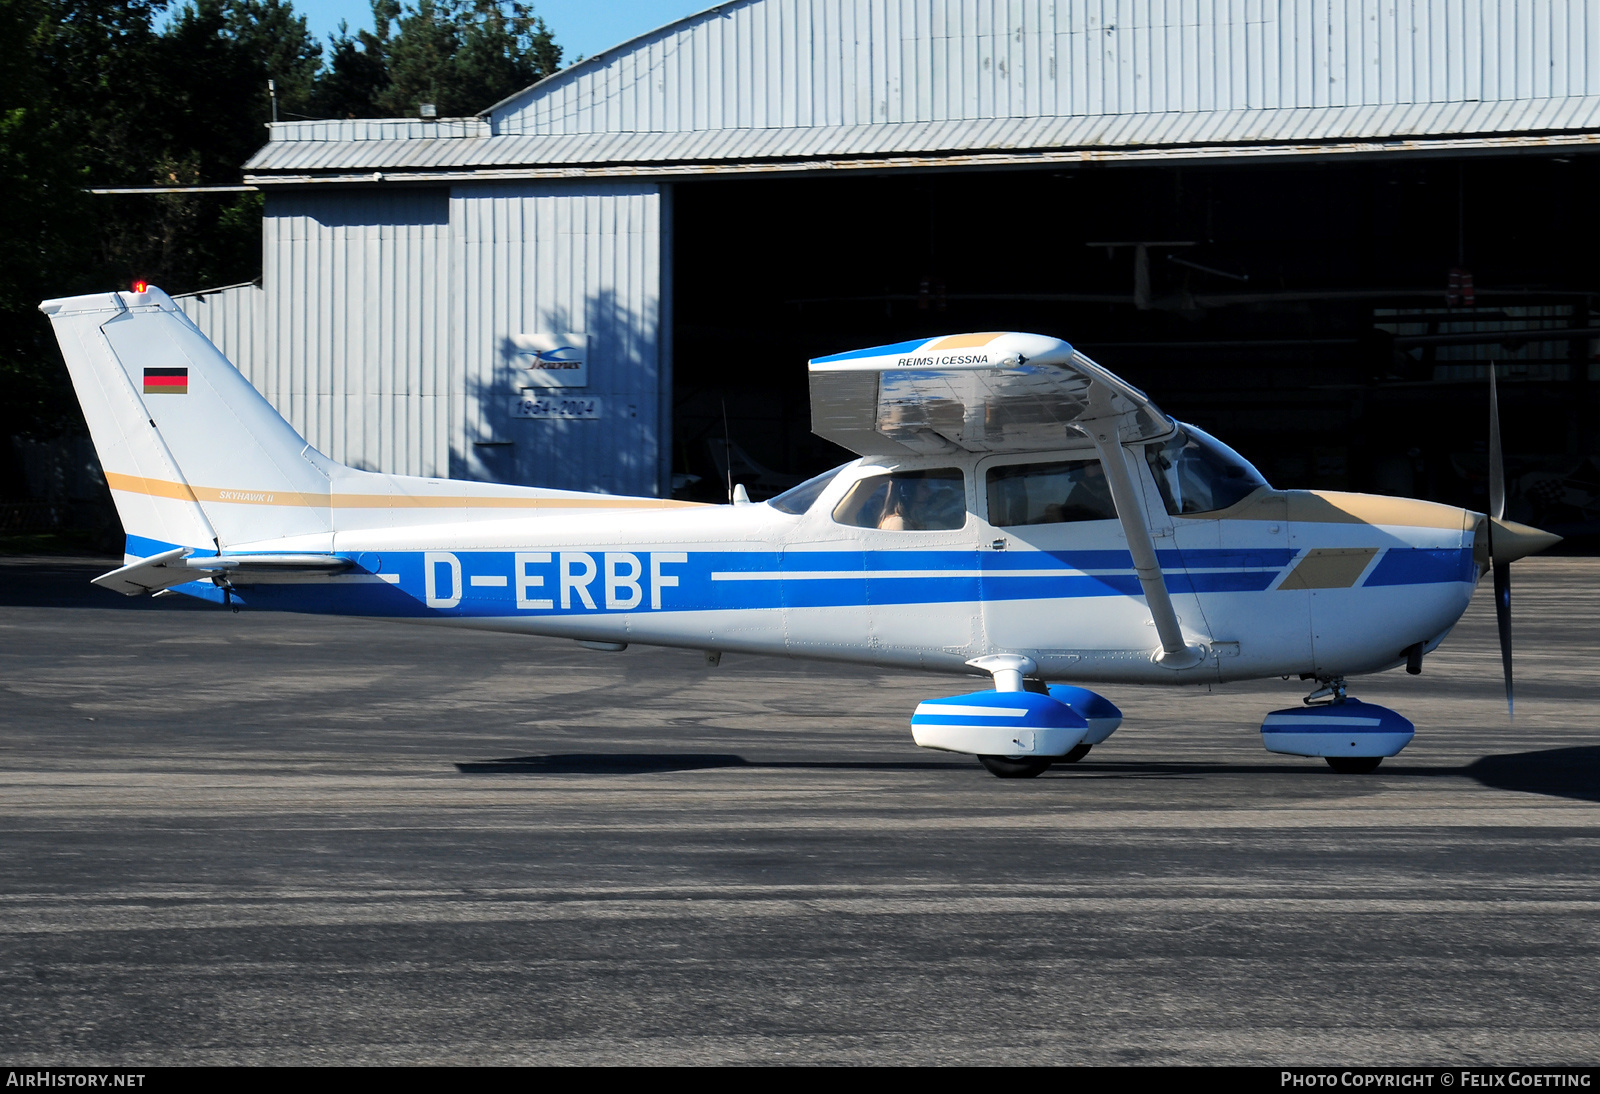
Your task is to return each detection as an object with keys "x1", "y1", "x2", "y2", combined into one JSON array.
[{"x1": 671, "y1": 152, "x2": 1600, "y2": 548}]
